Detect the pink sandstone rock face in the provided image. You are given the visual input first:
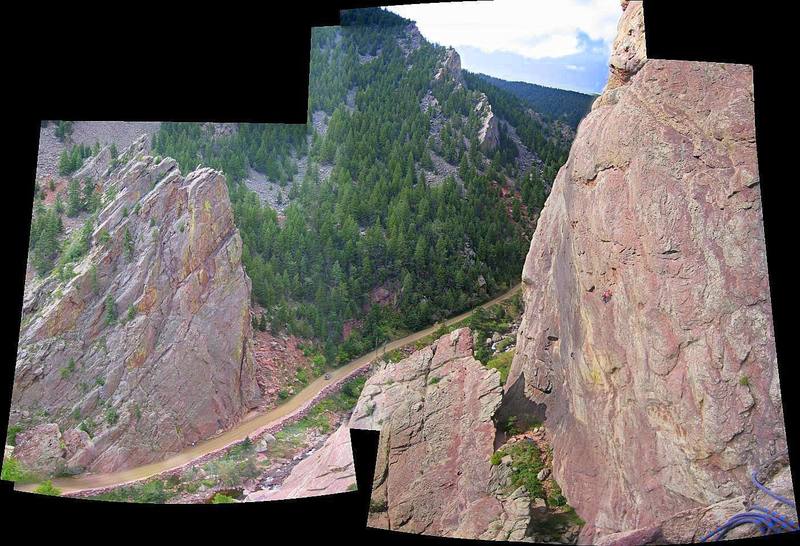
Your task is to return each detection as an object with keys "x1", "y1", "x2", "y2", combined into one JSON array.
[
  {"x1": 13, "y1": 423, "x2": 65, "y2": 475},
  {"x1": 350, "y1": 328, "x2": 532, "y2": 540},
  {"x1": 507, "y1": 1, "x2": 792, "y2": 542},
  {"x1": 245, "y1": 423, "x2": 356, "y2": 502},
  {"x1": 10, "y1": 135, "x2": 260, "y2": 474}
]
